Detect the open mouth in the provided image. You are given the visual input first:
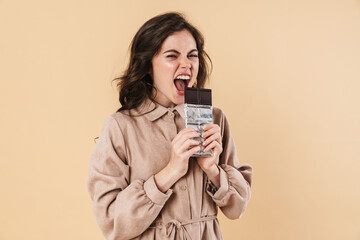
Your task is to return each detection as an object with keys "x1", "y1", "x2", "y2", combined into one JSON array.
[{"x1": 174, "y1": 75, "x2": 190, "y2": 95}]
